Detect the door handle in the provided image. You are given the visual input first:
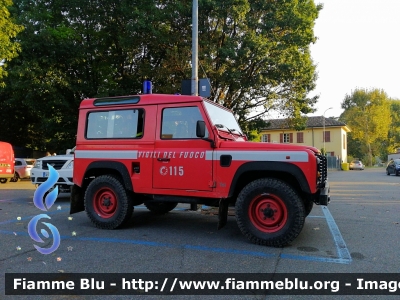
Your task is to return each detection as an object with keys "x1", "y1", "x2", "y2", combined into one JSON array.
[{"x1": 157, "y1": 158, "x2": 170, "y2": 162}]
